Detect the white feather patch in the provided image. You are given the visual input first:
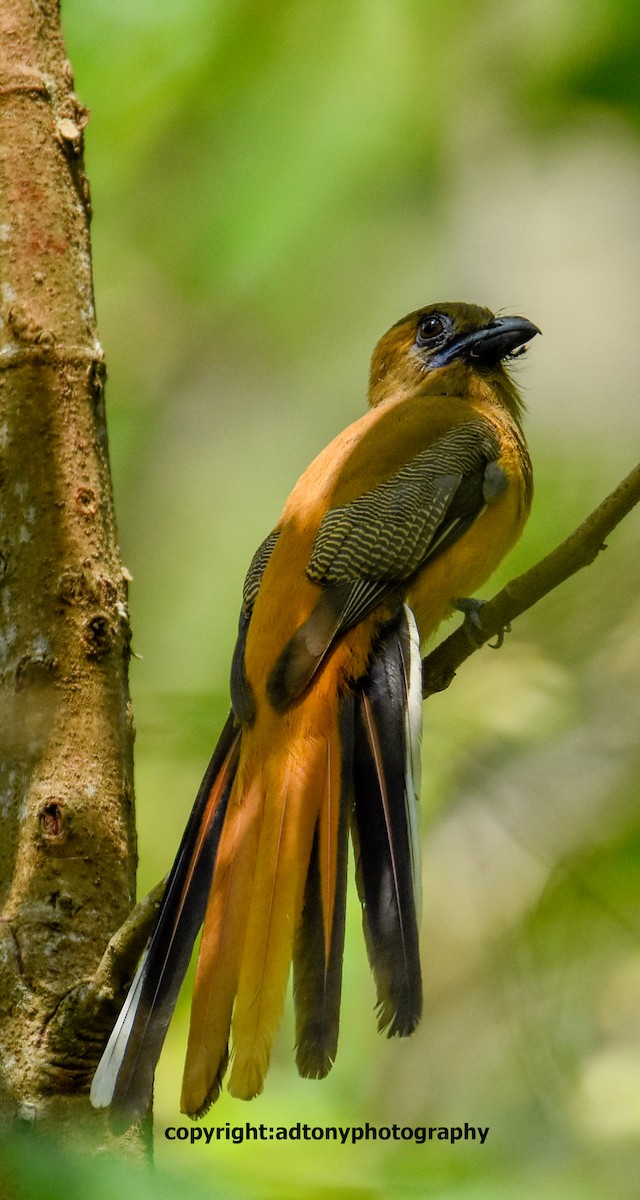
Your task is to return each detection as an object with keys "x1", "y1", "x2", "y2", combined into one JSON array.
[
  {"x1": 90, "y1": 947, "x2": 148, "y2": 1108},
  {"x1": 402, "y1": 603, "x2": 423, "y2": 922}
]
